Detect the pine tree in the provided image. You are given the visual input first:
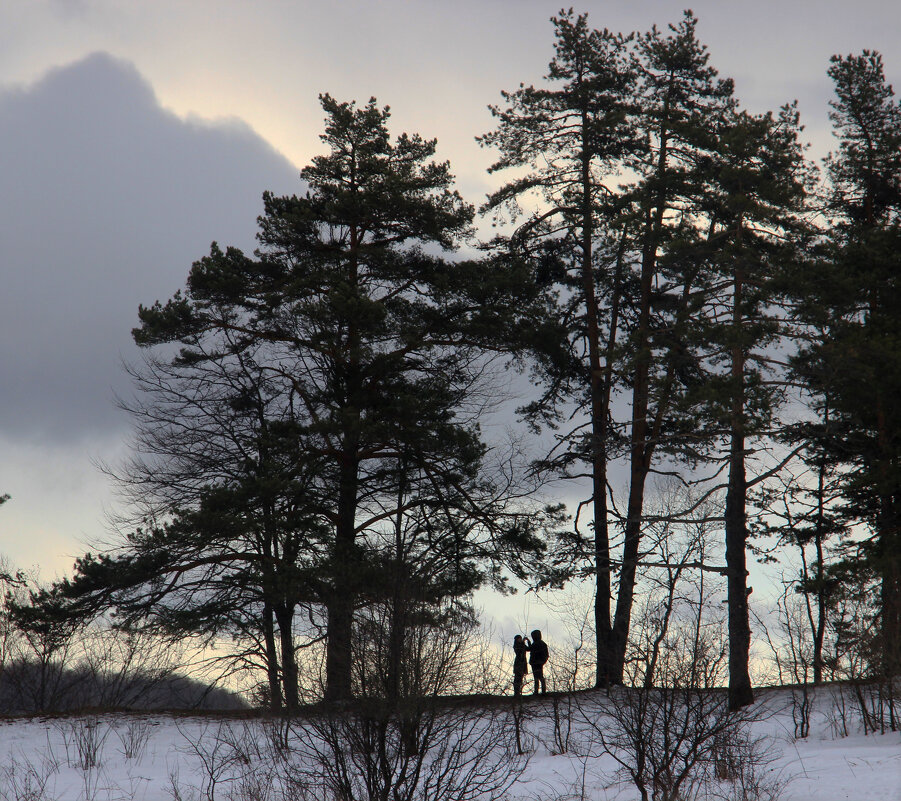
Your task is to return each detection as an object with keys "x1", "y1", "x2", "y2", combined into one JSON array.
[
  {"x1": 792, "y1": 51, "x2": 901, "y2": 677},
  {"x1": 690, "y1": 105, "x2": 809, "y2": 708},
  {"x1": 483, "y1": 11, "x2": 750, "y2": 689},
  {"x1": 52, "y1": 96, "x2": 546, "y2": 703},
  {"x1": 606, "y1": 10, "x2": 737, "y2": 687},
  {"x1": 479, "y1": 9, "x2": 637, "y2": 689}
]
